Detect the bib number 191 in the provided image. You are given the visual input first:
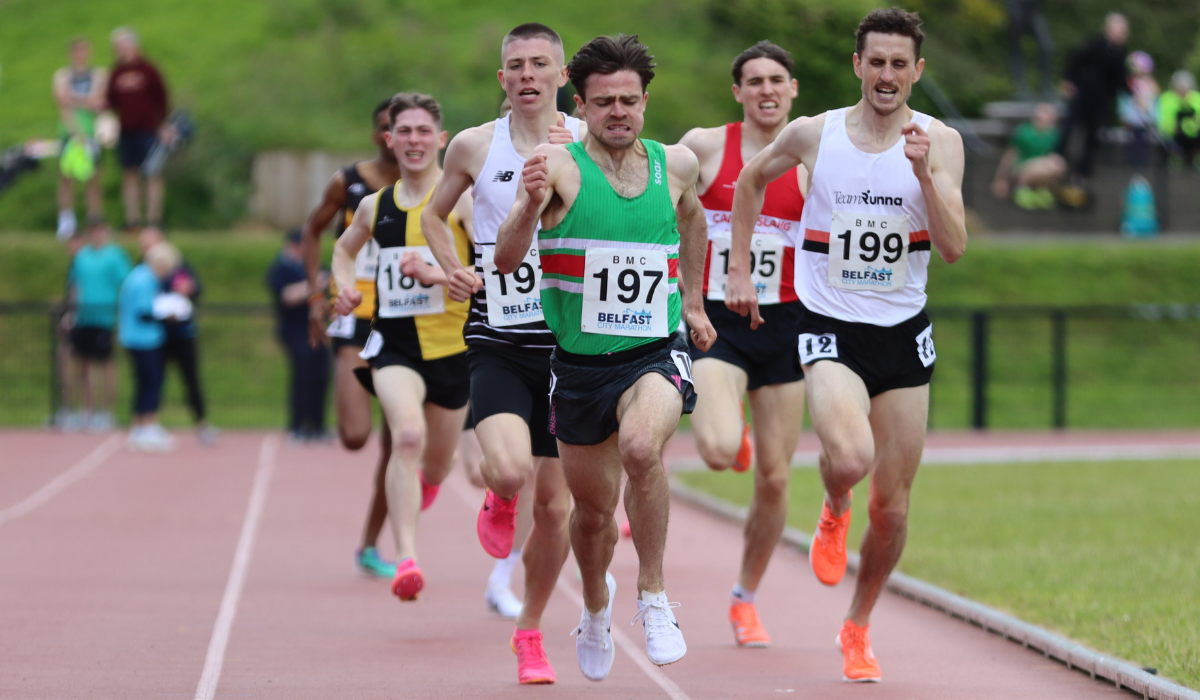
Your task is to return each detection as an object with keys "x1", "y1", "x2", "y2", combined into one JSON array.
[{"x1": 582, "y1": 248, "x2": 669, "y2": 338}]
